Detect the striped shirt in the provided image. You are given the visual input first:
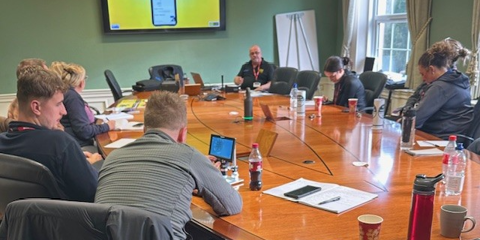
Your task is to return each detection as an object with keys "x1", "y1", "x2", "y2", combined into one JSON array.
[{"x1": 95, "y1": 129, "x2": 242, "y2": 239}]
